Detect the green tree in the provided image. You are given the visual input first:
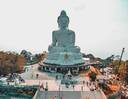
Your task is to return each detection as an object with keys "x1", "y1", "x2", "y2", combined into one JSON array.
[{"x1": 89, "y1": 72, "x2": 97, "y2": 82}]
